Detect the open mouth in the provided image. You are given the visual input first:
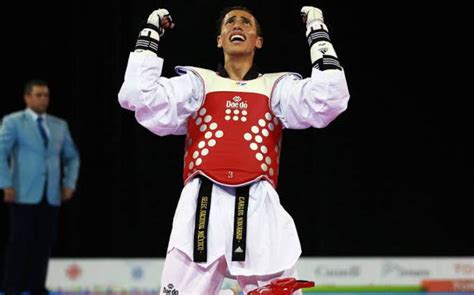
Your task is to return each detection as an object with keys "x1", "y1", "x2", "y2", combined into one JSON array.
[{"x1": 230, "y1": 34, "x2": 246, "y2": 44}]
